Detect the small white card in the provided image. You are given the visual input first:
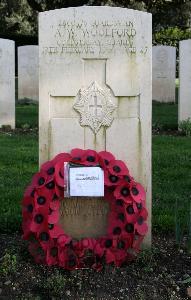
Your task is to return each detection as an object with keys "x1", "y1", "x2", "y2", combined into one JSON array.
[{"x1": 69, "y1": 167, "x2": 104, "y2": 197}]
